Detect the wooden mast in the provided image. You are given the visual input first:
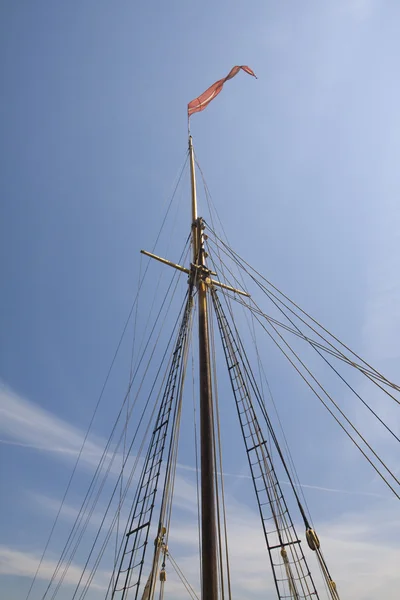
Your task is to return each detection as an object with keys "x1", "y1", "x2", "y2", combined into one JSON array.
[
  {"x1": 189, "y1": 135, "x2": 219, "y2": 600},
  {"x1": 140, "y1": 135, "x2": 247, "y2": 599}
]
